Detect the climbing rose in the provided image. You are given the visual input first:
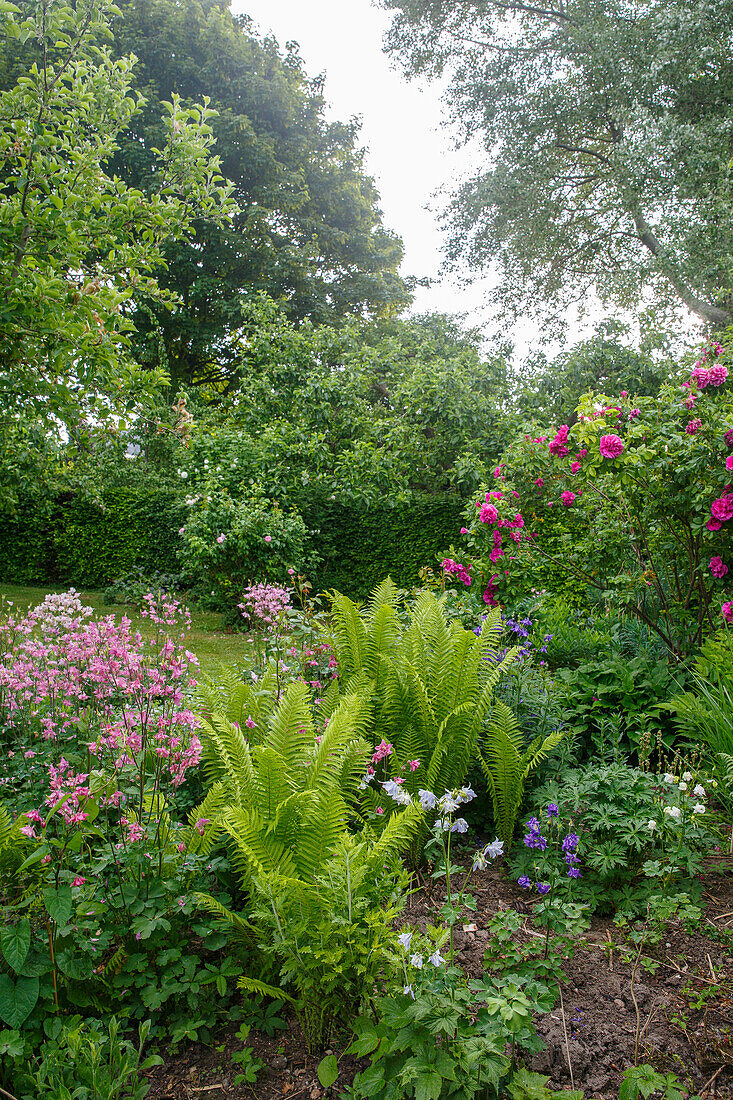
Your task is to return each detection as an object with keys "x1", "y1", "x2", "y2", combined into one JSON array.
[
  {"x1": 707, "y1": 518, "x2": 723, "y2": 532},
  {"x1": 710, "y1": 556, "x2": 728, "y2": 579},
  {"x1": 599, "y1": 434, "x2": 624, "y2": 458},
  {"x1": 534, "y1": 477, "x2": 544, "y2": 487},
  {"x1": 722, "y1": 601, "x2": 733, "y2": 624},
  {"x1": 725, "y1": 429, "x2": 733, "y2": 447},
  {"x1": 711, "y1": 496, "x2": 733, "y2": 522},
  {"x1": 480, "y1": 502, "x2": 498, "y2": 525},
  {"x1": 548, "y1": 425, "x2": 570, "y2": 457},
  {"x1": 709, "y1": 364, "x2": 729, "y2": 386},
  {"x1": 629, "y1": 408, "x2": 641, "y2": 418},
  {"x1": 570, "y1": 461, "x2": 581, "y2": 474},
  {"x1": 561, "y1": 491, "x2": 576, "y2": 507},
  {"x1": 685, "y1": 419, "x2": 702, "y2": 434},
  {"x1": 691, "y1": 366, "x2": 710, "y2": 388}
]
